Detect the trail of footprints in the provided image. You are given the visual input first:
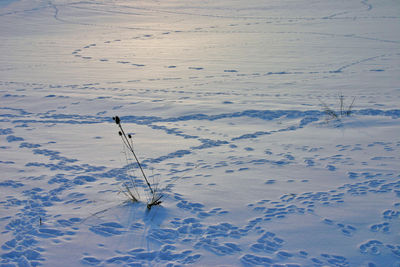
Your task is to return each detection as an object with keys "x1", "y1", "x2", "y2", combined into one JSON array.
[{"x1": 1, "y1": 109, "x2": 400, "y2": 266}]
